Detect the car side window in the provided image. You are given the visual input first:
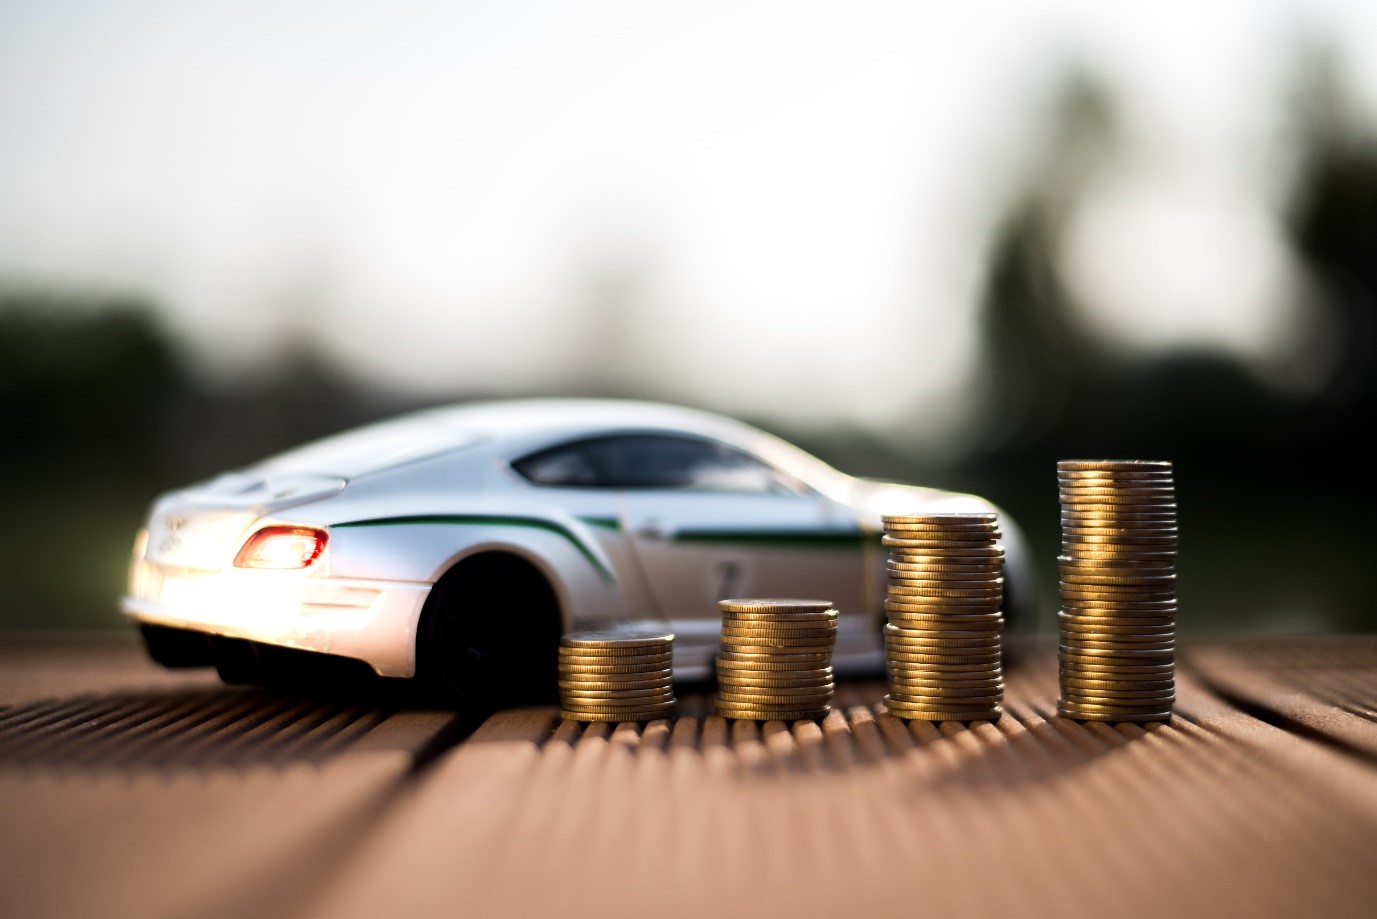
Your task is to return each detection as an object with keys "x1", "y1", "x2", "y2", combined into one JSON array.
[{"x1": 513, "y1": 435, "x2": 800, "y2": 494}]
